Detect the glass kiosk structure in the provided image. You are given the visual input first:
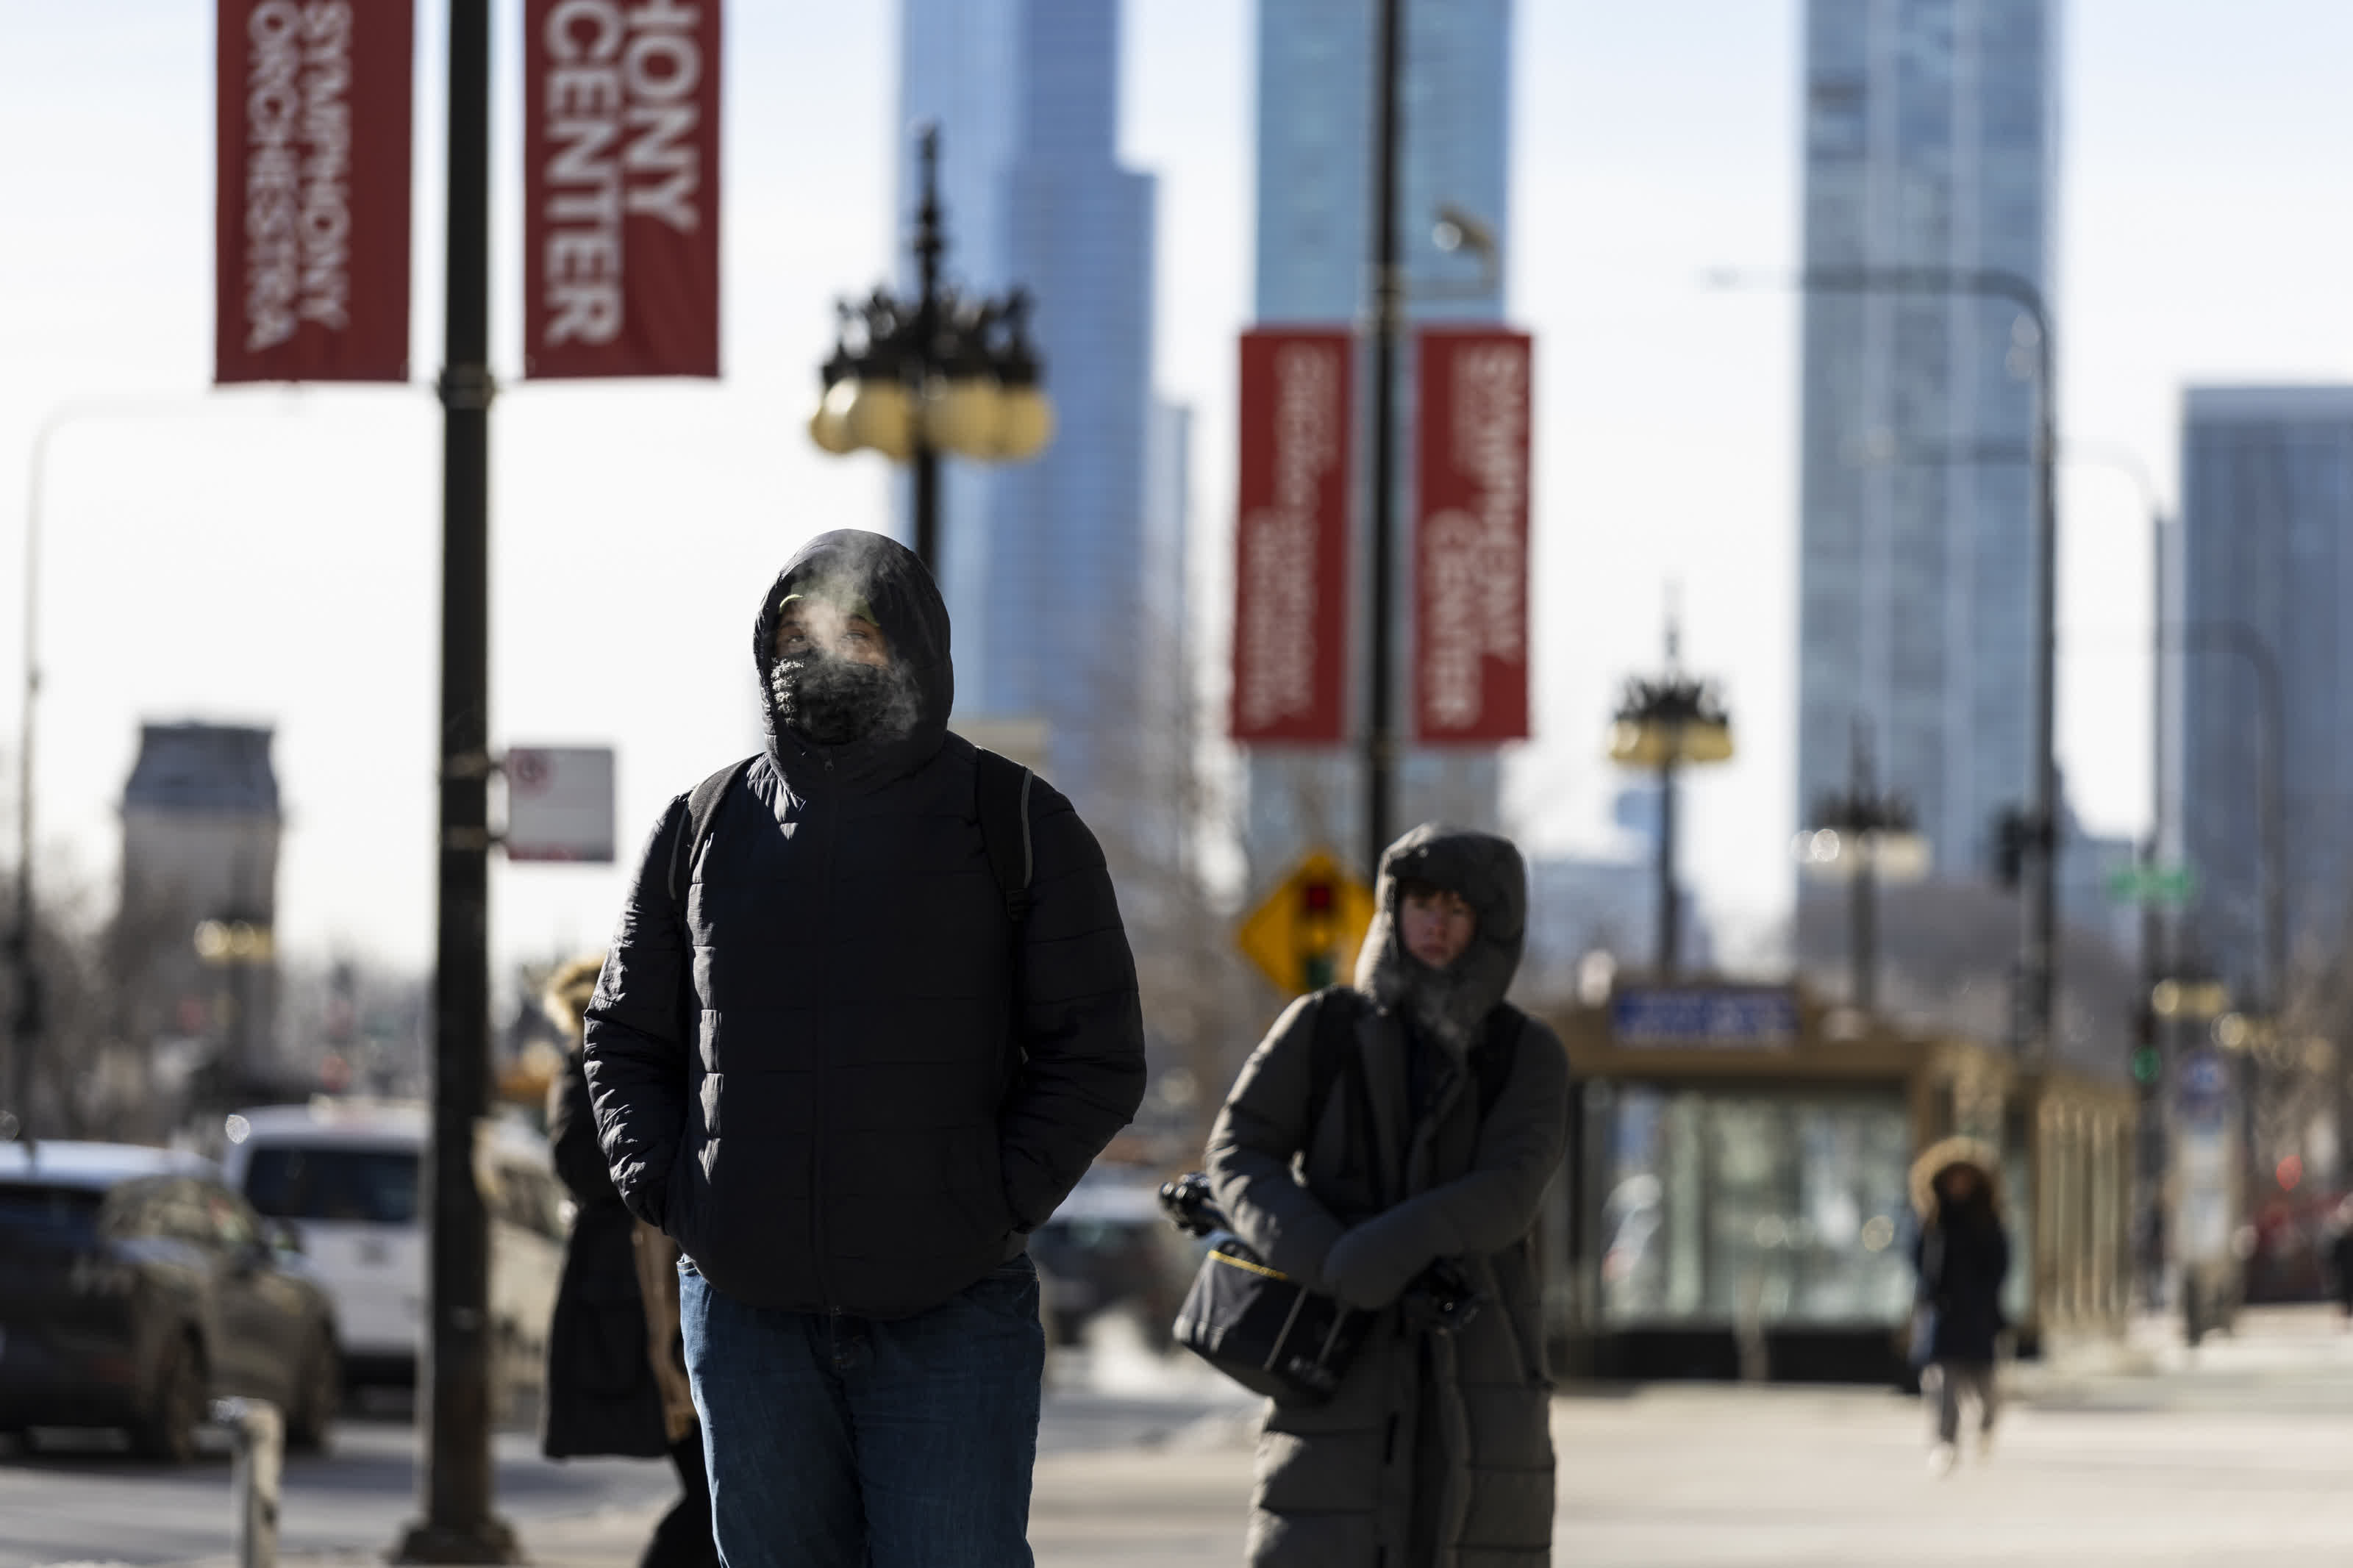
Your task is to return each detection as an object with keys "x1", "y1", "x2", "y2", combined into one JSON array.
[{"x1": 1540, "y1": 983, "x2": 2134, "y2": 1382}]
